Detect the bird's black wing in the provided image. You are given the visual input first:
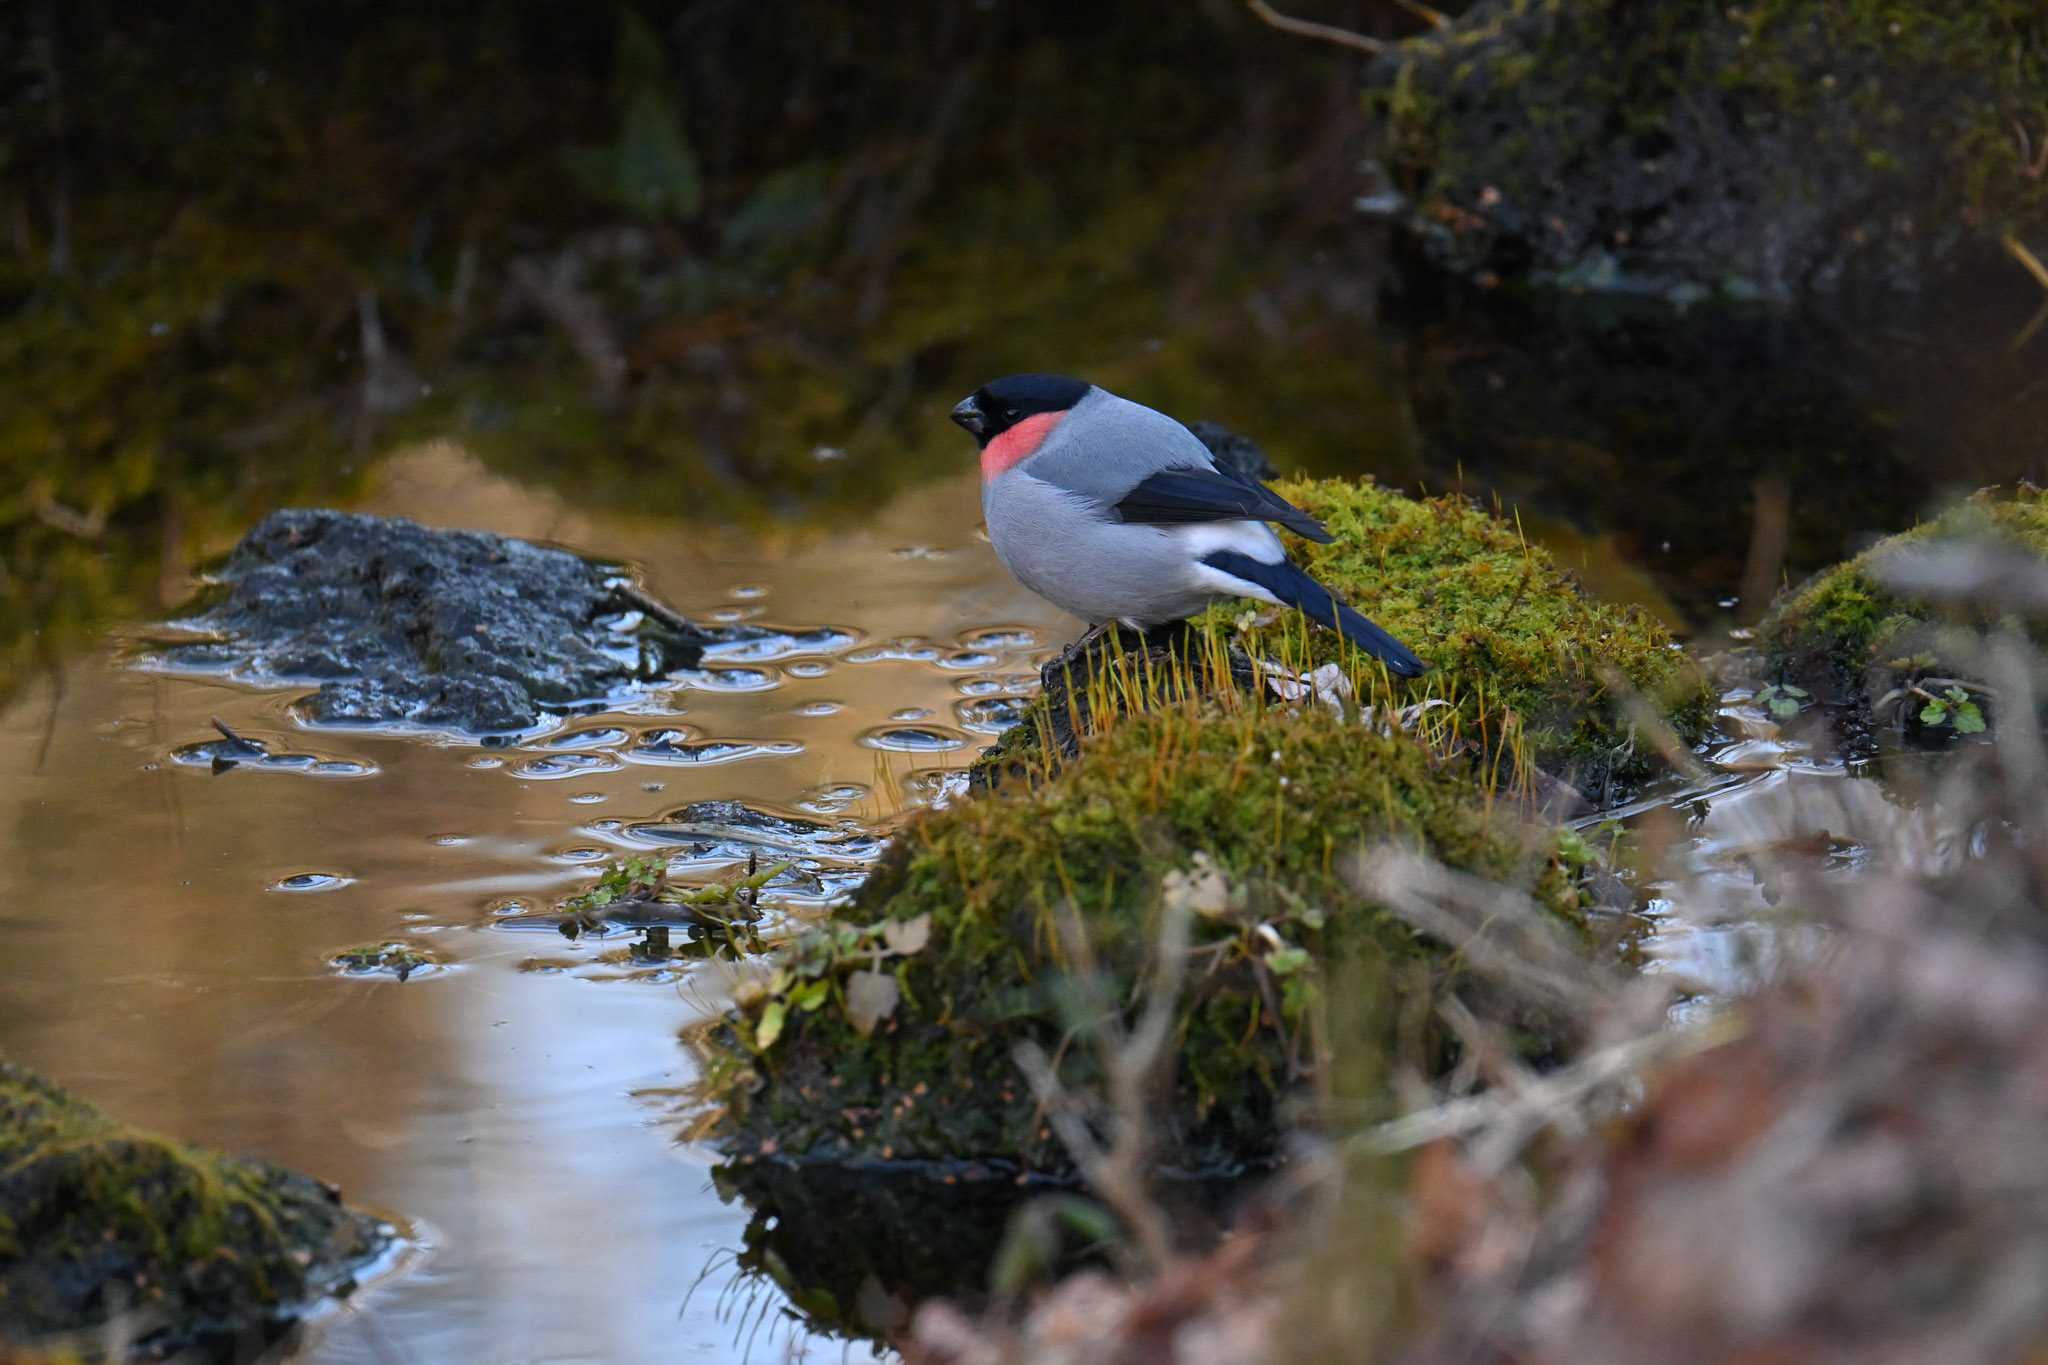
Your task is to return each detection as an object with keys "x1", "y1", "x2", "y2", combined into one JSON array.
[{"x1": 1112, "y1": 466, "x2": 1333, "y2": 543}]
